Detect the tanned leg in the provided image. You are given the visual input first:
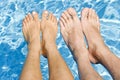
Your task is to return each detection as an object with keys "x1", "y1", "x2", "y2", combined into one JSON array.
[
  {"x1": 81, "y1": 8, "x2": 120, "y2": 80},
  {"x1": 20, "y1": 12, "x2": 42, "y2": 80},
  {"x1": 41, "y1": 11, "x2": 74, "y2": 80},
  {"x1": 60, "y1": 8, "x2": 102, "y2": 80}
]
